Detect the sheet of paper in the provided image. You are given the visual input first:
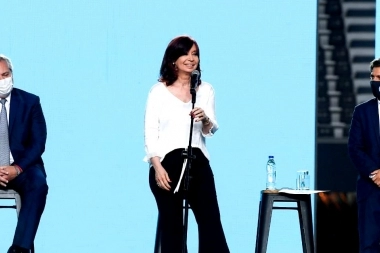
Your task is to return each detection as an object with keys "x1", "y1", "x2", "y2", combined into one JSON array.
[{"x1": 174, "y1": 159, "x2": 187, "y2": 193}]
